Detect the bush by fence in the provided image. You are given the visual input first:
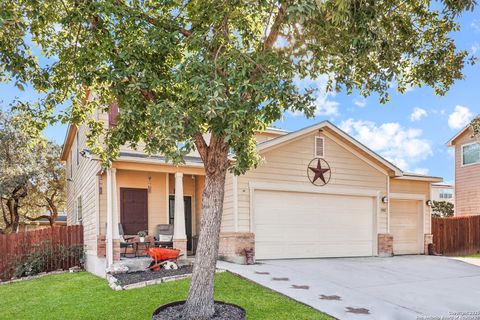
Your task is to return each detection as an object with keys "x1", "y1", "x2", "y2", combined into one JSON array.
[
  {"x1": 432, "y1": 215, "x2": 480, "y2": 256},
  {"x1": 0, "y1": 225, "x2": 83, "y2": 281}
]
